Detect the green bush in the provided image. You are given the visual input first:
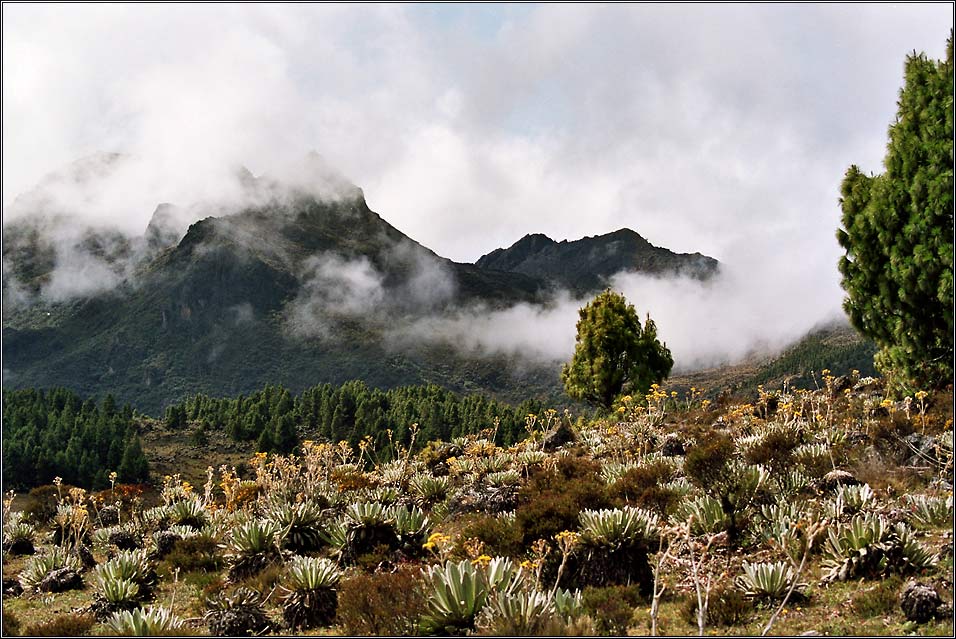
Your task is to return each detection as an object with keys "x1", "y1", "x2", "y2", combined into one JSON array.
[
  {"x1": 164, "y1": 536, "x2": 224, "y2": 573},
  {"x1": 336, "y1": 567, "x2": 428, "y2": 635},
  {"x1": 681, "y1": 586, "x2": 753, "y2": 627},
  {"x1": 609, "y1": 461, "x2": 681, "y2": 516},
  {"x1": 581, "y1": 585, "x2": 642, "y2": 635},
  {"x1": 516, "y1": 455, "x2": 609, "y2": 547},
  {"x1": 458, "y1": 513, "x2": 524, "y2": 559}
]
